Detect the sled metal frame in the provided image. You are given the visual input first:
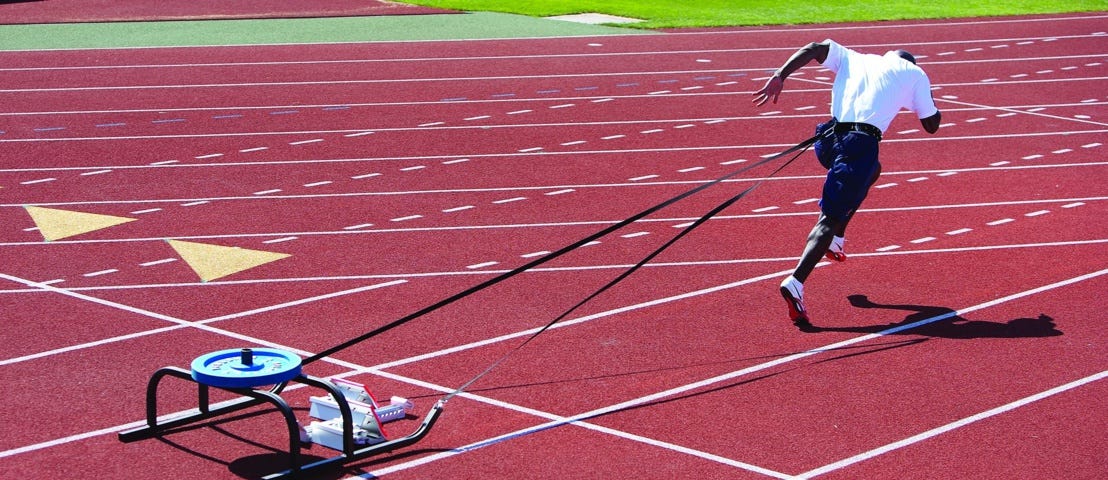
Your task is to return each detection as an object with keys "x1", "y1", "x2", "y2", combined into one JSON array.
[{"x1": 118, "y1": 366, "x2": 442, "y2": 479}]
